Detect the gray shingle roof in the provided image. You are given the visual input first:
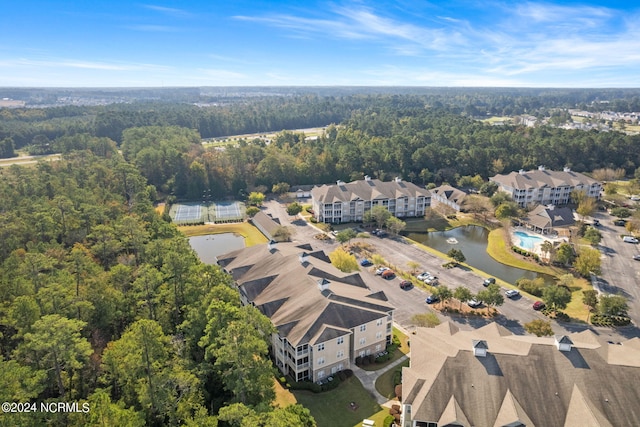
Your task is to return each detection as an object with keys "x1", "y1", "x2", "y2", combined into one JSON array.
[
  {"x1": 491, "y1": 169, "x2": 599, "y2": 190},
  {"x1": 311, "y1": 178, "x2": 430, "y2": 204}
]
